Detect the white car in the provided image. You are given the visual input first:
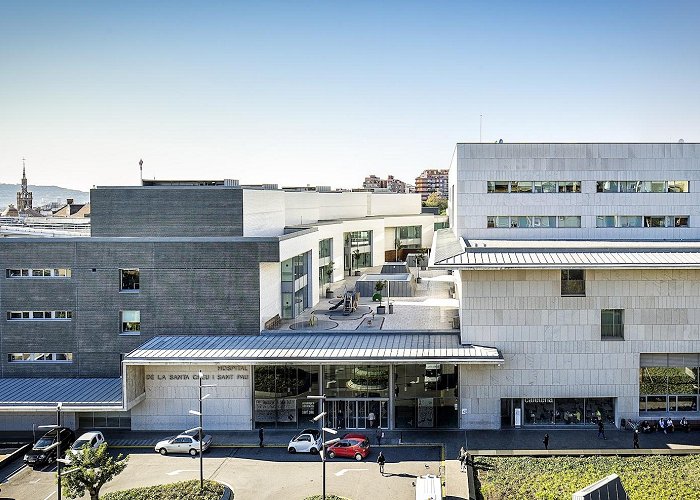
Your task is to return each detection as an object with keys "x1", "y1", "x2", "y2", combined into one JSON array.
[
  {"x1": 155, "y1": 431, "x2": 212, "y2": 456},
  {"x1": 288, "y1": 428, "x2": 322, "y2": 454},
  {"x1": 69, "y1": 431, "x2": 107, "y2": 457}
]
